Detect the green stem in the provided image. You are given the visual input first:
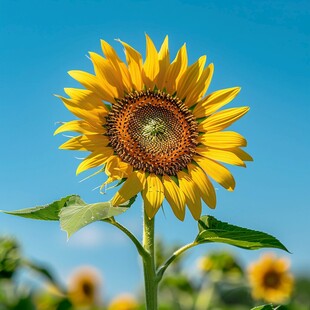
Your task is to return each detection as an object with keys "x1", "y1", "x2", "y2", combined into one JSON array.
[
  {"x1": 142, "y1": 210, "x2": 158, "y2": 310},
  {"x1": 106, "y1": 217, "x2": 146, "y2": 257},
  {"x1": 157, "y1": 241, "x2": 198, "y2": 282}
]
